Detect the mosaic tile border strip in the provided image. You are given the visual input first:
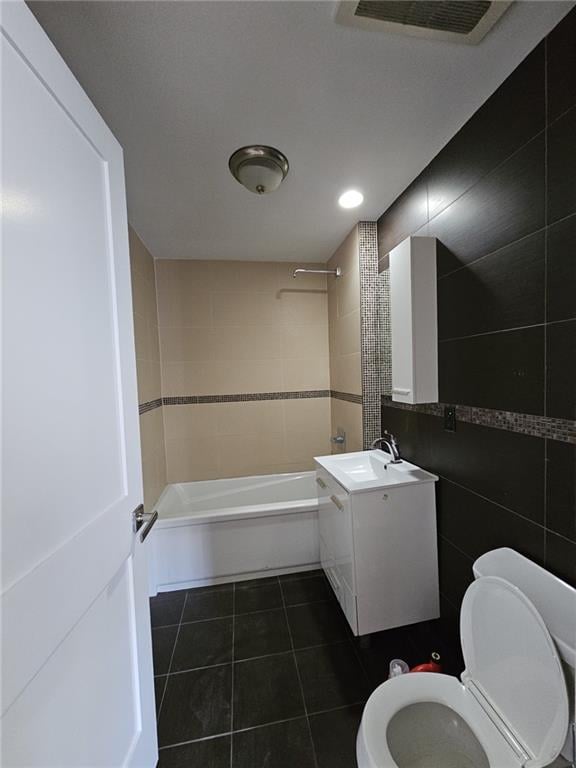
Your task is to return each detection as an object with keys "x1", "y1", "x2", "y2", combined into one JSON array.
[
  {"x1": 139, "y1": 398, "x2": 162, "y2": 415},
  {"x1": 358, "y1": 221, "x2": 390, "y2": 449},
  {"x1": 162, "y1": 390, "x2": 331, "y2": 405},
  {"x1": 141, "y1": 390, "x2": 363, "y2": 410},
  {"x1": 330, "y1": 390, "x2": 363, "y2": 405},
  {"x1": 382, "y1": 396, "x2": 576, "y2": 445}
]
